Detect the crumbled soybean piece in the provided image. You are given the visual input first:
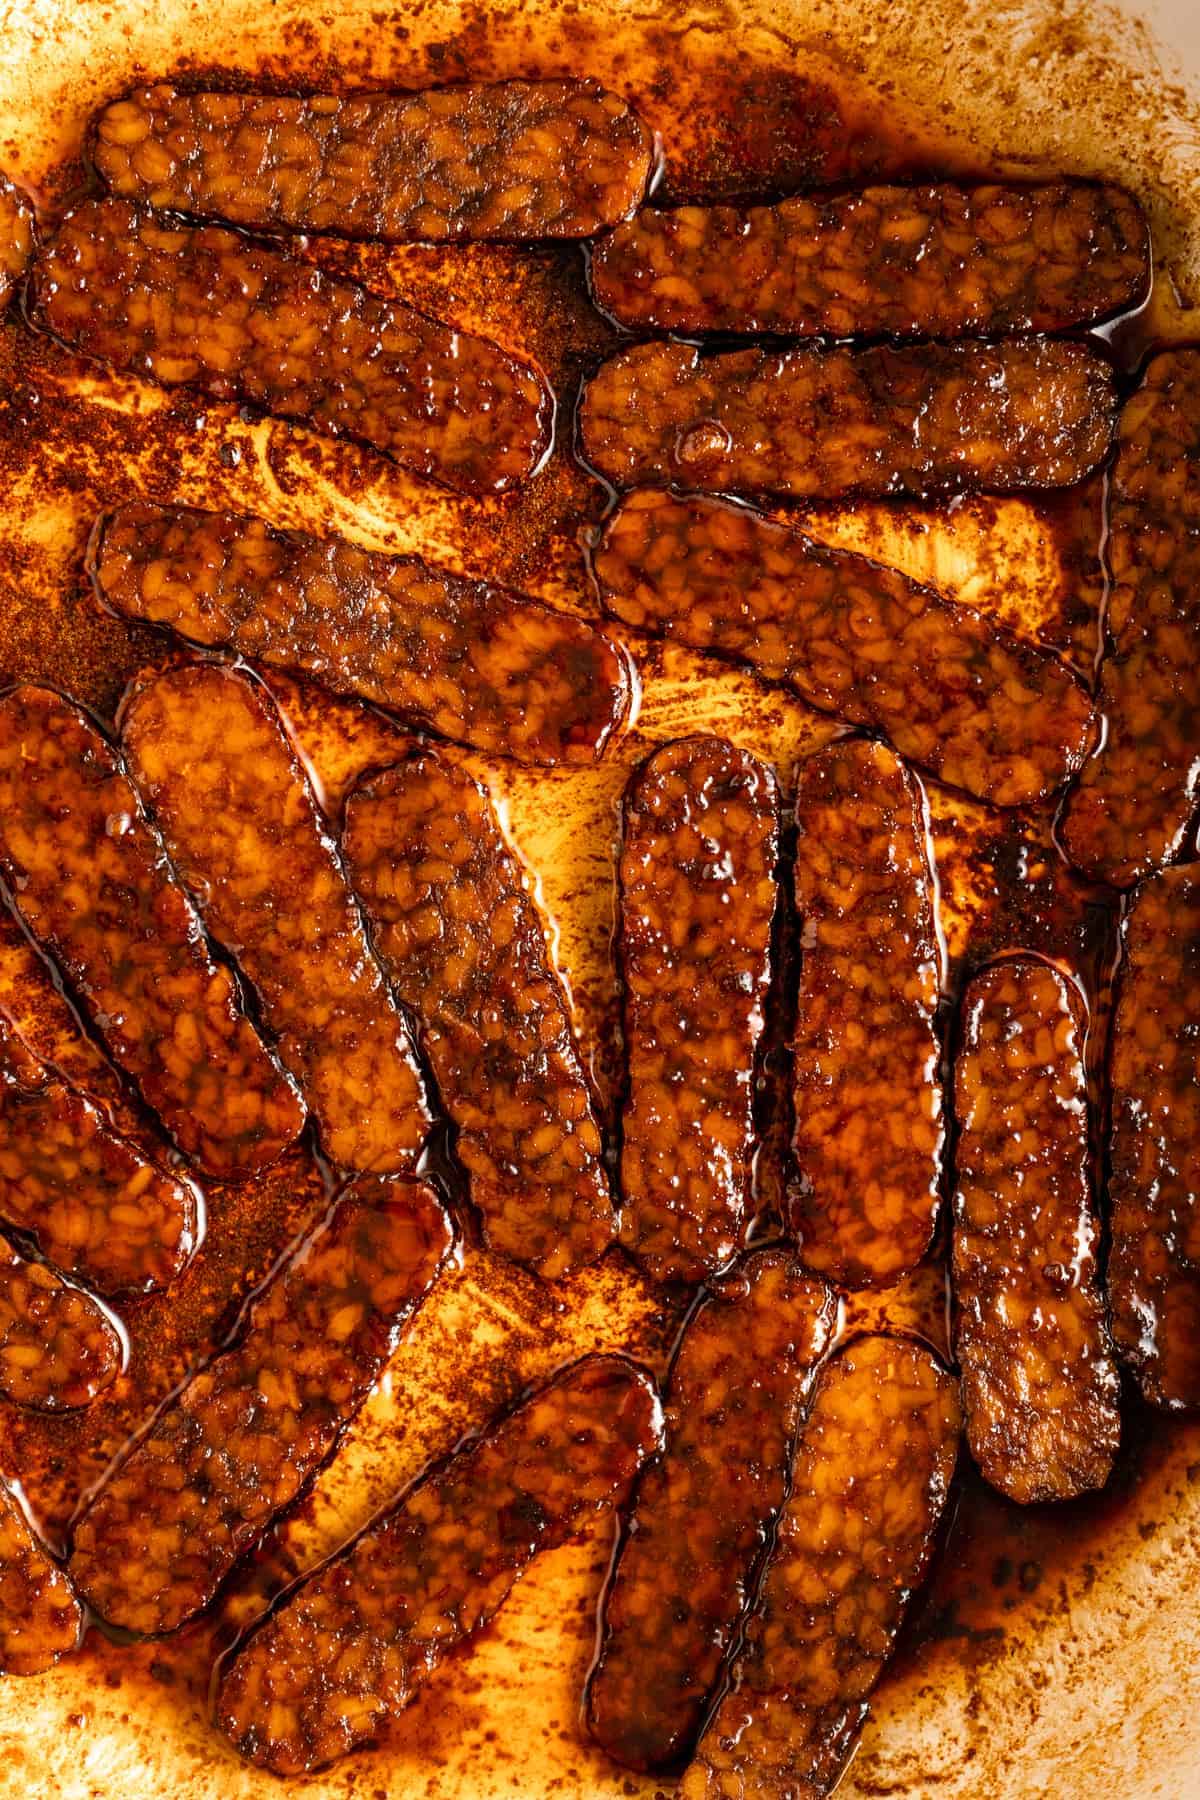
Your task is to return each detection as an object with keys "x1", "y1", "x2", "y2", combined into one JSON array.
[
  {"x1": 953, "y1": 959, "x2": 1120, "y2": 1502},
  {"x1": 578, "y1": 339, "x2": 1117, "y2": 499},
  {"x1": 33, "y1": 197, "x2": 550, "y2": 496},
  {"x1": 216, "y1": 1354, "x2": 663, "y2": 1775},
  {"x1": 593, "y1": 491, "x2": 1095, "y2": 809},
  {"x1": 1107, "y1": 867, "x2": 1200, "y2": 1409},
  {"x1": 0, "y1": 170, "x2": 34, "y2": 310},
  {"x1": 90, "y1": 502, "x2": 634, "y2": 766},
  {"x1": 93, "y1": 81, "x2": 653, "y2": 242},
  {"x1": 0, "y1": 1482, "x2": 81, "y2": 1676},
  {"x1": 0, "y1": 686, "x2": 305, "y2": 1181},
  {"x1": 69, "y1": 1177, "x2": 451, "y2": 1634},
  {"x1": 683, "y1": 1335, "x2": 960, "y2": 1800},
  {"x1": 592, "y1": 182, "x2": 1149, "y2": 336},
  {"x1": 1063, "y1": 352, "x2": 1200, "y2": 887},
  {"x1": 617, "y1": 737, "x2": 778, "y2": 1284},
  {"x1": 790, "y1": 740, "x2": 944, "y2": 1288},
  {"x1": 121, "y1": 663, "x2": 430, "y2": 1175},
  {"x1": 0, "y1": 1237, "x2": 122, "y2": 1412},
  {"x1": 587, "y1": 1251, "x2": 834, "y2": 1772}
]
